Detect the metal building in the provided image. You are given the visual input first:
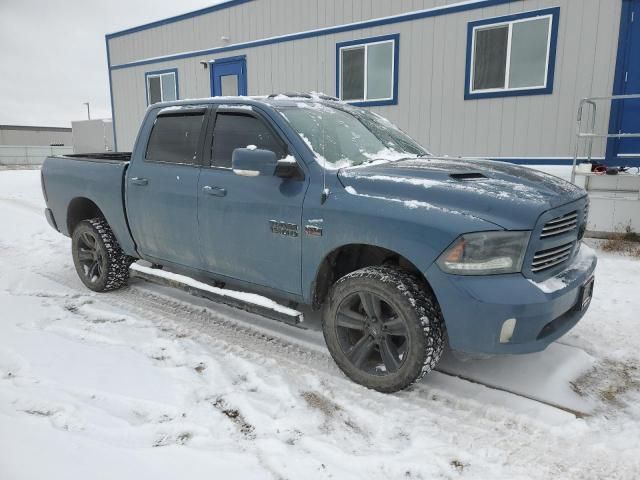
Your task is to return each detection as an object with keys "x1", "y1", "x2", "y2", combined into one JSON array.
[
  {"x1": 106, "y1": 0, "x2": 639, "y2": 167},
  {"x1": 0, "y1": 125, "x2": 72, "y2": 147},
  {"x1": 0, "y1": 125, "x2": 73, "y2": 166}
]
